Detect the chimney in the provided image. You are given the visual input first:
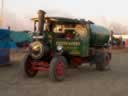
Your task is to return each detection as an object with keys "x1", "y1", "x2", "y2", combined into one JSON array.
[{"x1": 38, "y1": 10, "x2": 46, "y2": 35}]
